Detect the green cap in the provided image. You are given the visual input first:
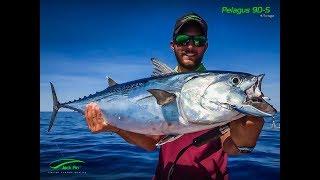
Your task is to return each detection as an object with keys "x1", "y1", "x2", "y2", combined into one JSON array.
[{"x1": 173, "y1": 12, "x2": 208, "y2": 38}]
